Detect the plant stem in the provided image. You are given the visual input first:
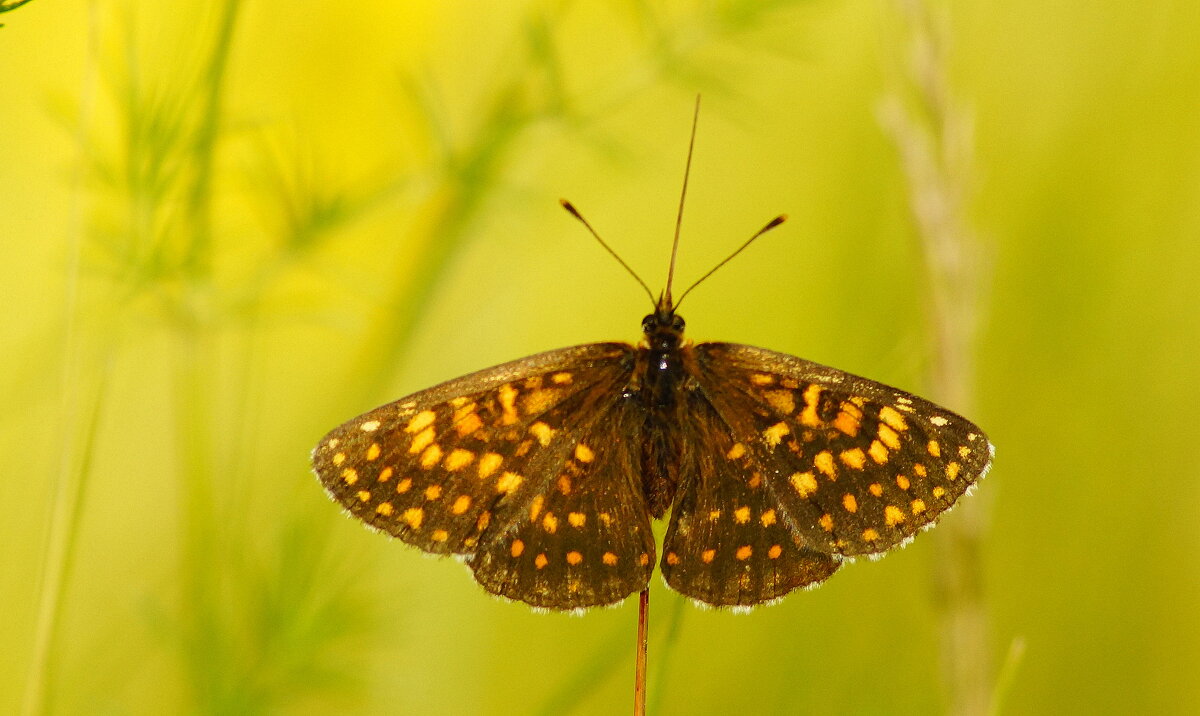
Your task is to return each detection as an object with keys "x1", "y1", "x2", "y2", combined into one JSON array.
[
  {"x1": 879, "y1": 1, "x2": 994, "y2": 713},
  {"x1": 21, "y1": 6, "x2": 102, "y2": 711},
  {"x1": 635, "y1": 589, "x2": 649, "y2": 716}
]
